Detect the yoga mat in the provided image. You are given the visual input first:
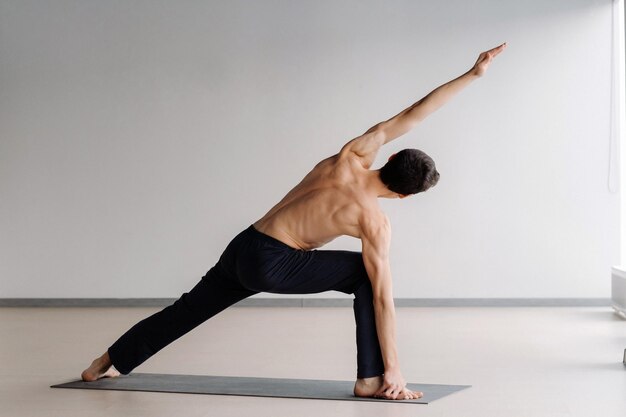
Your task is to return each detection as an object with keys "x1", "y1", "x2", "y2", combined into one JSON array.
[{"x1": 51, "y1": 373, "x2": 470, "y2": 404}]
